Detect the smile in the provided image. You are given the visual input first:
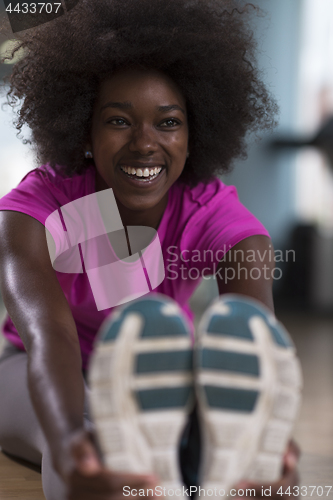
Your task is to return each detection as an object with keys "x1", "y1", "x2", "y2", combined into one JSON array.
[{"x1": 119, "y1": 165, "x2": 163, "y2": 182}]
